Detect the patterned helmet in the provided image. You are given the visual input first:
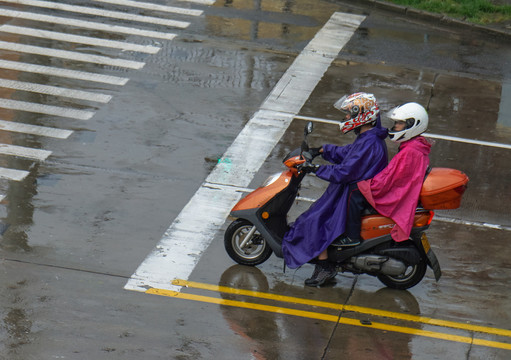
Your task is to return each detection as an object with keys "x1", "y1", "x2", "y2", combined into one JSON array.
[{"x1": 334, "y1": 92, "x2": 379, "y2": 134}]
